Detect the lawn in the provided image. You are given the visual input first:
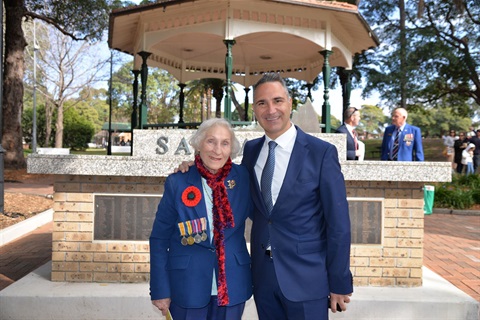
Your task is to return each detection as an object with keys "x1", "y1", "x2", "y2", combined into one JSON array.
[{"x1": 362, "y1": 138, "x2": 446, "y2": 162}]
